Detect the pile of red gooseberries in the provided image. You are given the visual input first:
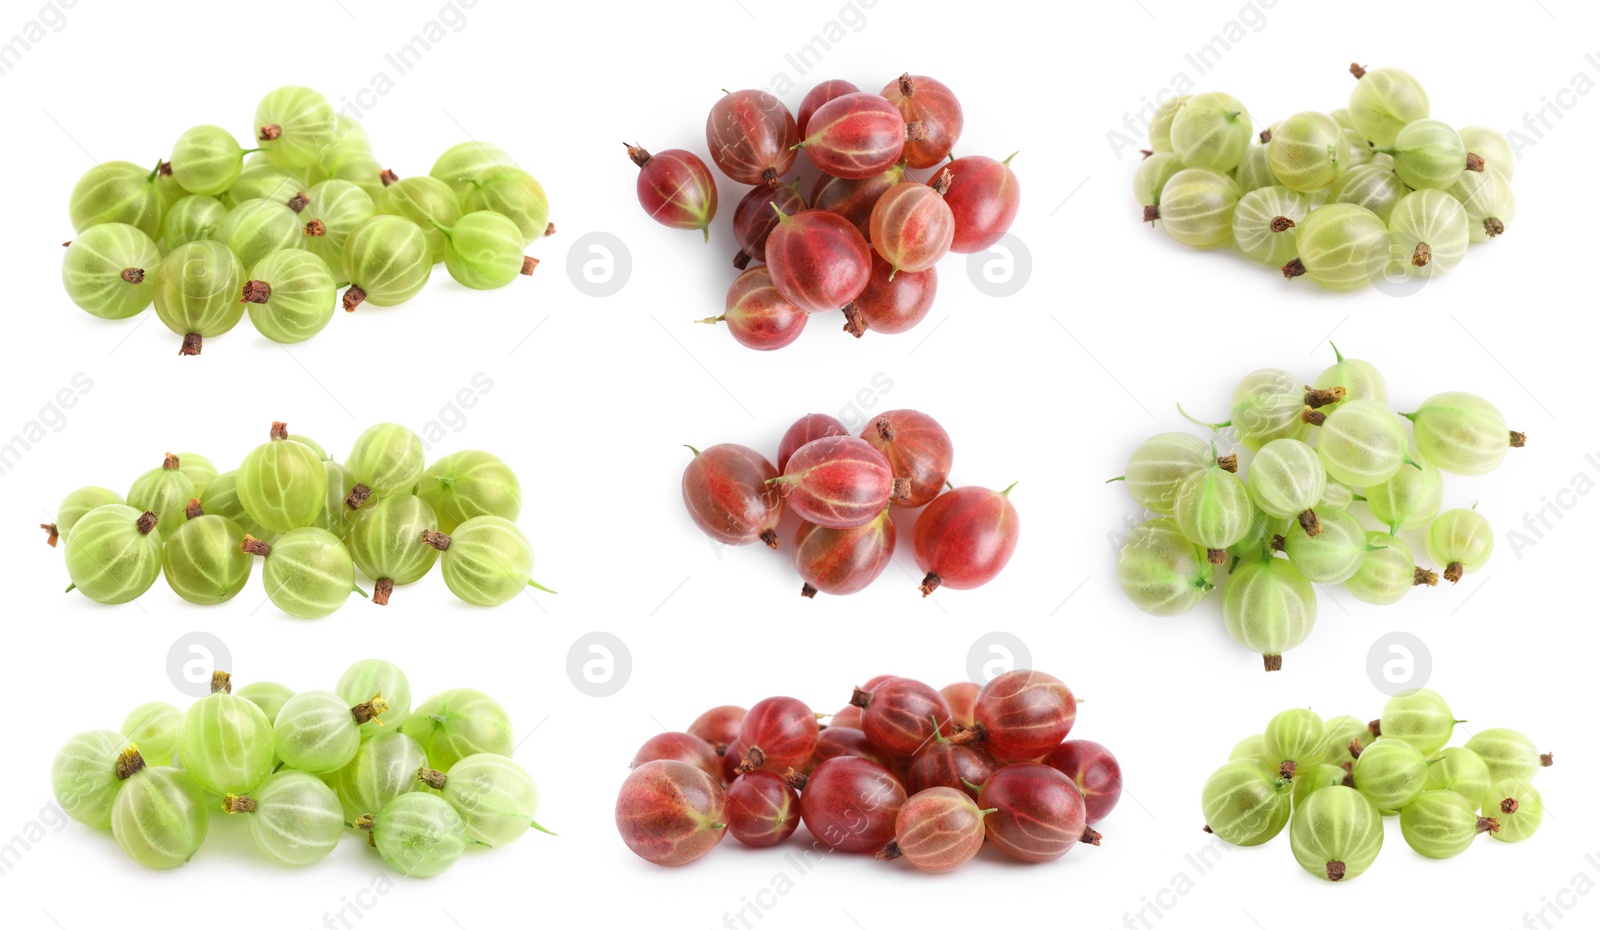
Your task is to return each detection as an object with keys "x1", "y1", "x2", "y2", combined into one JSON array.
[
  {"x1": 615, "y1": 668, "x2": 1119, "y2": 872},
  {"x1": 626, "y1": 74, "x2": 1021, "y2": 349},
  {"x1": 682, "y1": 409, "x2": 1019, "y2": 597}
]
